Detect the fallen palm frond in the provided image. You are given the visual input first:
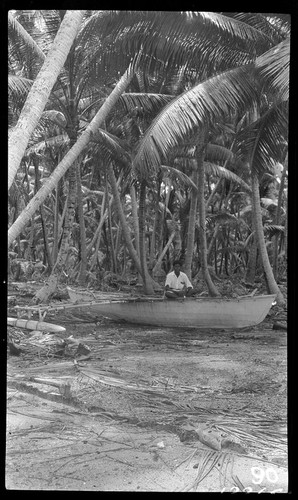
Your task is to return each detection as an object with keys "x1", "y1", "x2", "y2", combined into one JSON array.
[
  {"x1": 232, "y1": 474, "x2": 246, "y2": 491},
  {"x1": 180, "y1": 450, "x2": 227, "y2": 491},
  {"x1": 174, "y1": 448, "x2": 198, "y2": 470},
  {"x1": 219, "y1": 452, "x2": 234, "y2": 489}
]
